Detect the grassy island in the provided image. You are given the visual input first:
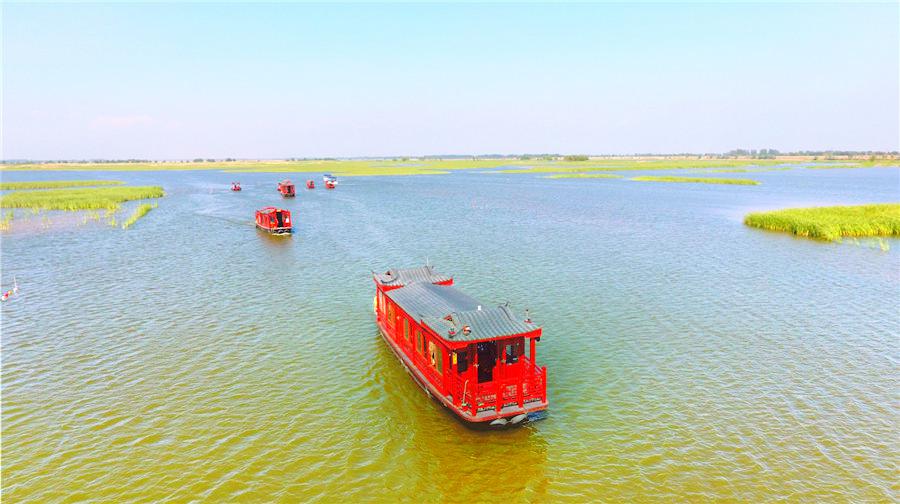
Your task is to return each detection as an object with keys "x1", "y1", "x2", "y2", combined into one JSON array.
[
  {"x1": 744, "y1": 204, "x2": 900, "y2": 241},
  {"x1": 0, "y1": 157, "x2": 821, "y2": 176},
  {"x1": 631, "y1": 176, "x2": 760, "y2": 185},
  {"x1": 122, "y1": 203, "x2": 157, "y2": 229},
  {"x1": 0, "y1": 180, "x2": 124, "y2": 190},
  {"x1": 544, "y1": 173, "x2": 623, "y2": 179},
  {"x1": 0, "y1": 186, "x2": 164, "y2": 211}
]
